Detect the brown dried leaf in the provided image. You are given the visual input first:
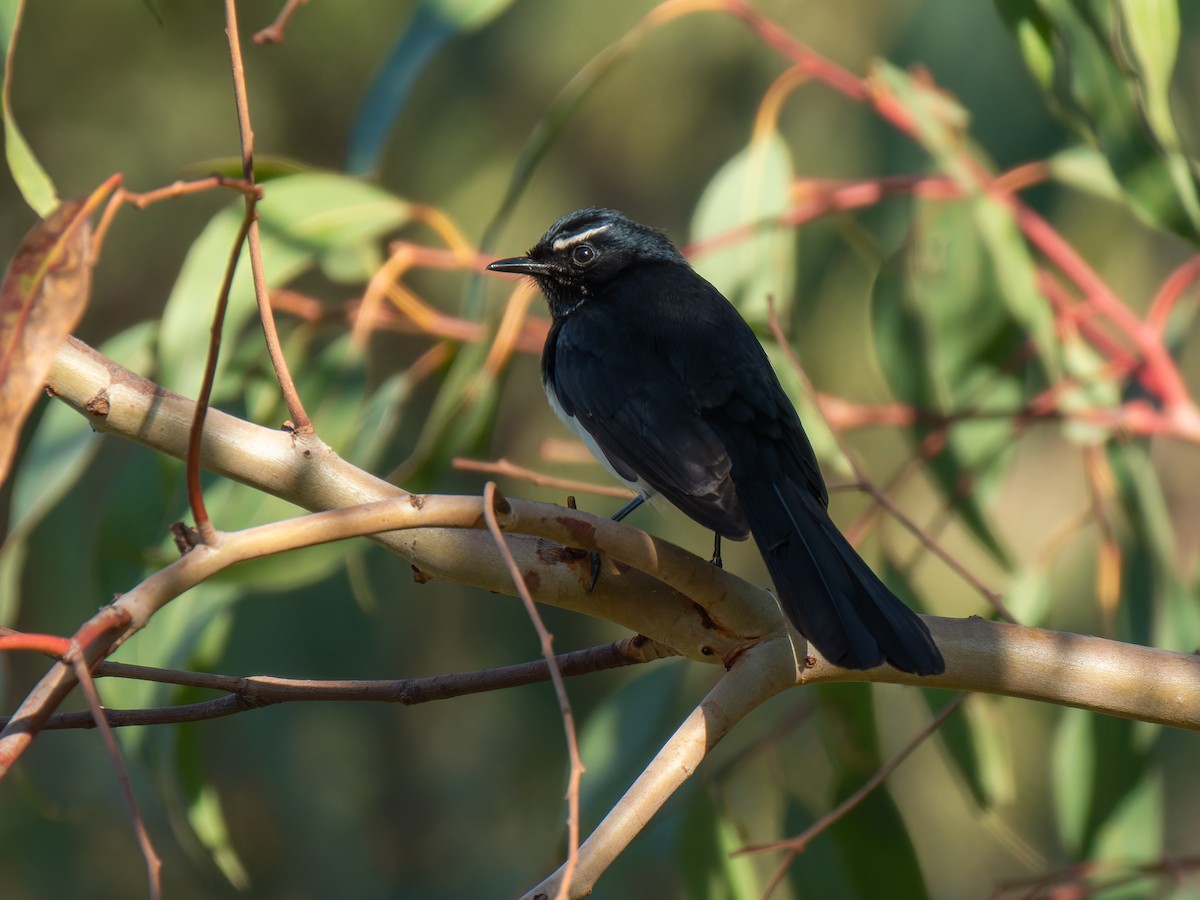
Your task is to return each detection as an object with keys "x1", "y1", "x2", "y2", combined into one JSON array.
[{"x1": 0, "y1": 178, "x2": 117, "y2": 487}]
